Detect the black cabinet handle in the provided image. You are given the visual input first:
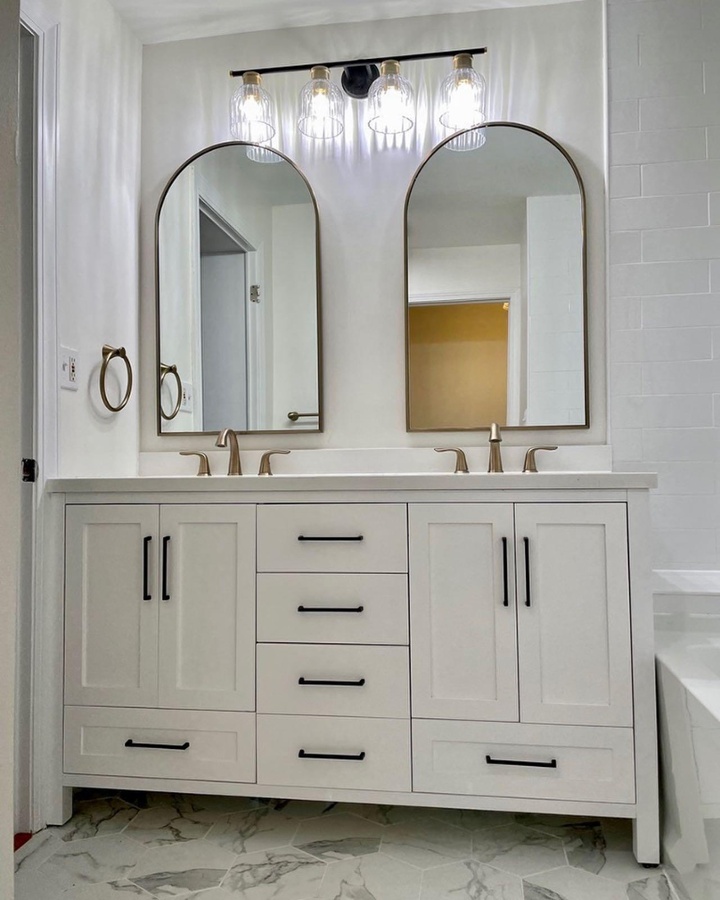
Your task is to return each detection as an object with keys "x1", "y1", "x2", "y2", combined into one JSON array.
[
  {"x1": 297, "y1": 605, "x2": 364, "y2": 614},
  {"x1": 125, "y1": 739, "x2": 190, "y2": 751},
  {"x1": 298, "y1": 535, "x2": 364, "y2": 542},
  {"x1": 501, "y1": 537, "x2": 509, "y2": 607},
  {"x1": 298, "y1": 749, "x2": 366, "y2": 761},
  {"x1": 298, "y1": 677, "x2": 366, "y2": 687},
  {"x1": 143, "y1": 536, "x2": 152, "y2": 601},
  {"x1": 523, "y1": 536, "x2": 531, "y2": 607},
  {"x1": 485, "y1": 754, "x2": 557, "y2": 769},
  {"x1": 162, "y1": 536, "x2": 170, "y2": 601}
]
